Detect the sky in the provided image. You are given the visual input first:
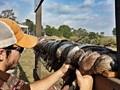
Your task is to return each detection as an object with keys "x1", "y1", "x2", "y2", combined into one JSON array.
[{"x1": 0, "y1": 0, "x2": 115, "y2": 35}]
